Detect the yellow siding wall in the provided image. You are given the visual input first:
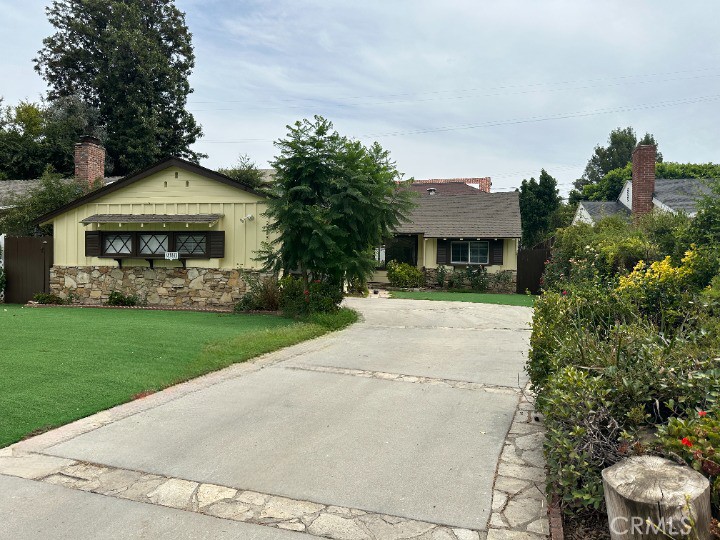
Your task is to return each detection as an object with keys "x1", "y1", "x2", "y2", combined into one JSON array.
[
  {"x1": 50, "y1": 166, "x2": 270, "y2": 269},
  {"x1": 420, "y1": 237, "x2": 518, "y2": 272}
]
